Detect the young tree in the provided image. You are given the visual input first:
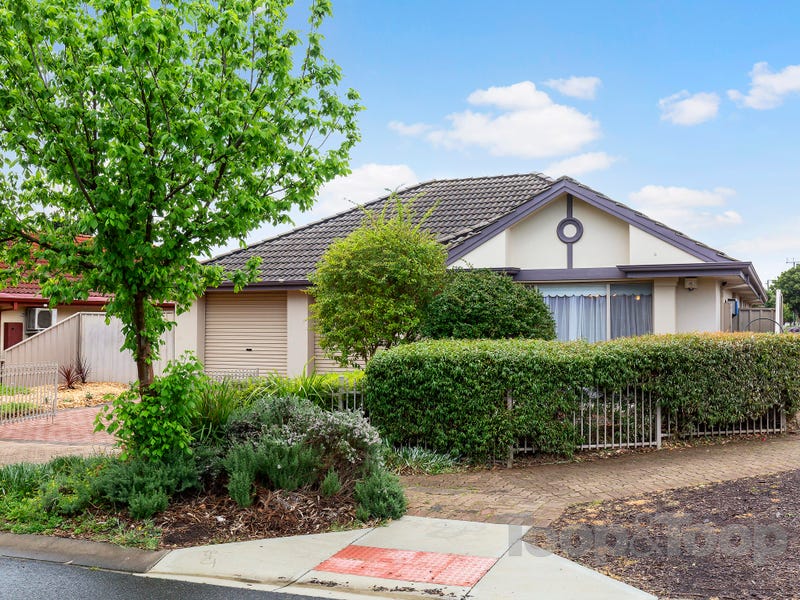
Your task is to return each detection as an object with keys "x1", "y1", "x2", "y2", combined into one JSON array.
[
  {"x1": 420, "y1": 269, "x2": 556, "y2": 340},
  {"x1": 0, "y1": 0, "x2": 360, "y2": 391},
  {"x1": 309, "y1": 196, "x2": 447, "y2": 366}
]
